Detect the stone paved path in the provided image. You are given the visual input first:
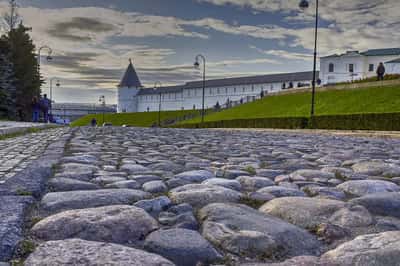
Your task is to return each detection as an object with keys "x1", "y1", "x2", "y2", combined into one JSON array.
[
  {"x1": 0, "y1": 128, "x2": 67, "y2": 183},
  {"x1": 3, "y1": 127, "x2": 400, "y2": 265}
]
